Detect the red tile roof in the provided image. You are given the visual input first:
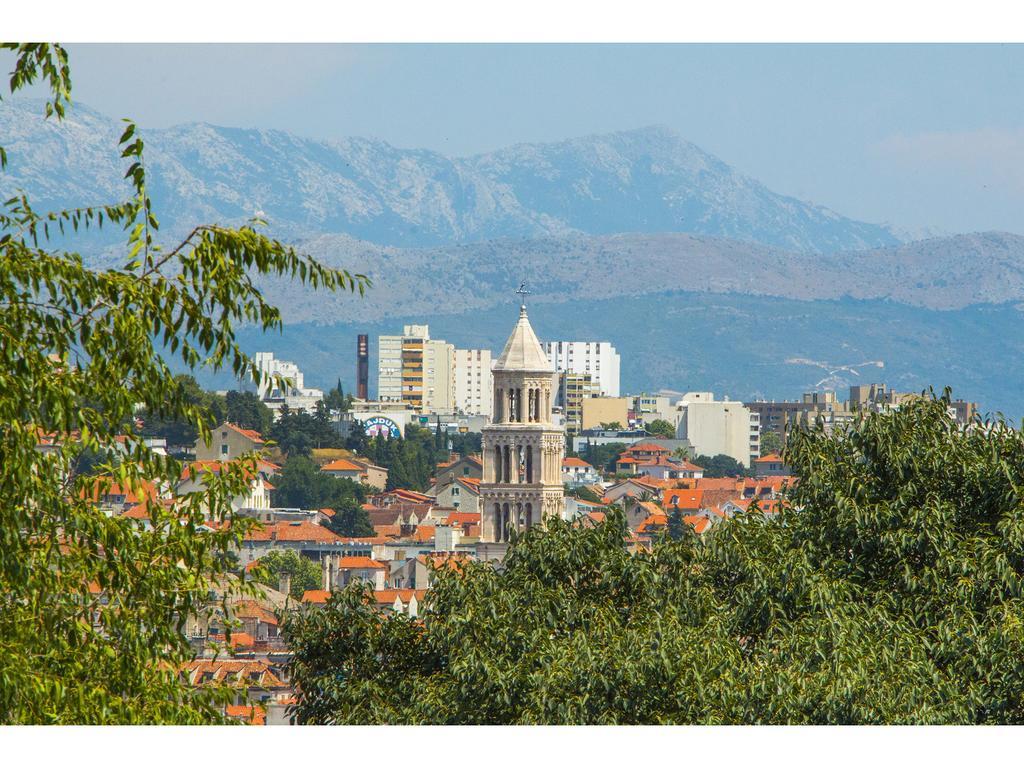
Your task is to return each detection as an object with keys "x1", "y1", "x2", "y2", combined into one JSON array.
[
  {"x1": 242, "y1": 520, "x2": 342, "y2": 544},
  {"x1": 562, "y1": 457, "x2": 593, "y2": 468},
  {"x1": 662, "y1": 488, "x2": 705, "y2": 511},
  {"x1": 373, "y1": 588, "x2": 428, "y2": 606},
  {"x1": 301, "y1": 589, "x2": 331, "y2": 605},
  {"x1": 231, "y1": 600, "x2": 279, "y2": 626},
  {"x1": 755, "y1": 453, "x2": 783, "y2": 463},
  {"x1": 225, "y1": 704, "x2": 266, "y2": 725},
  {"x1": 225, "y1": 422, "x2": 265, "y2": 444},
  {"x1": 336, "y1": 556, "x2": 387, "y2": 570},
  {"x1": 624, "y1": 442, "x2": 671, "y2": 454},
  {"x1": 321, "y1": 459, "x2": 365, "y2": 472},
  {"x1": 444, "y1": 511, "x2": 481, "y2": 526}
]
